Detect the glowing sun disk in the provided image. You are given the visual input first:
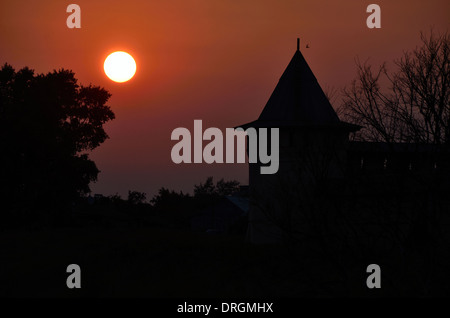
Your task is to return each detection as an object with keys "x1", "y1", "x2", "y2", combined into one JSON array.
[{"x1": 104, "y1": 51, "x2": 136, "y2": 83}]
